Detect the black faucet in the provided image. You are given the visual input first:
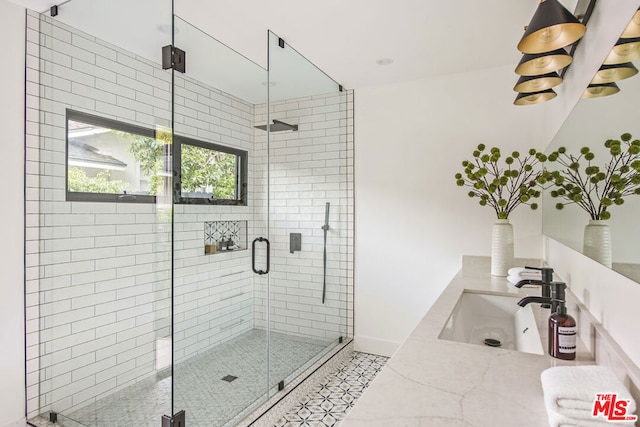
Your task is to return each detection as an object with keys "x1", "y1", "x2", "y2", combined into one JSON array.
[
  {"x1": 514, "y1": 266, "x2": 553, "y2": 309},
  {"x1": 517, "y1": 282, "x2": 567, "y2": 313}
]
